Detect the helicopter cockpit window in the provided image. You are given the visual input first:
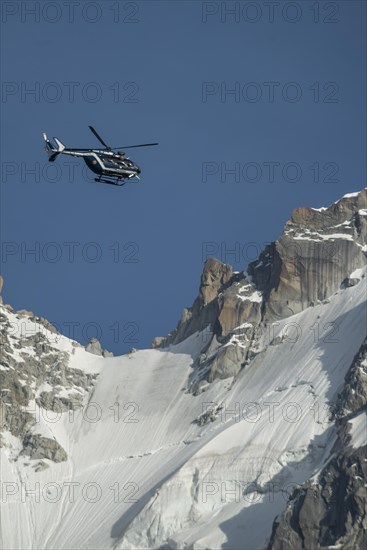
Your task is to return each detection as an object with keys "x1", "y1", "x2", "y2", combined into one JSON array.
[
  {"x1": 120, "y1": 160, "x2": 133, "y2": 167},
  {"x1": 104, "y1": 158, "x2": 118, "y2": 168}
]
